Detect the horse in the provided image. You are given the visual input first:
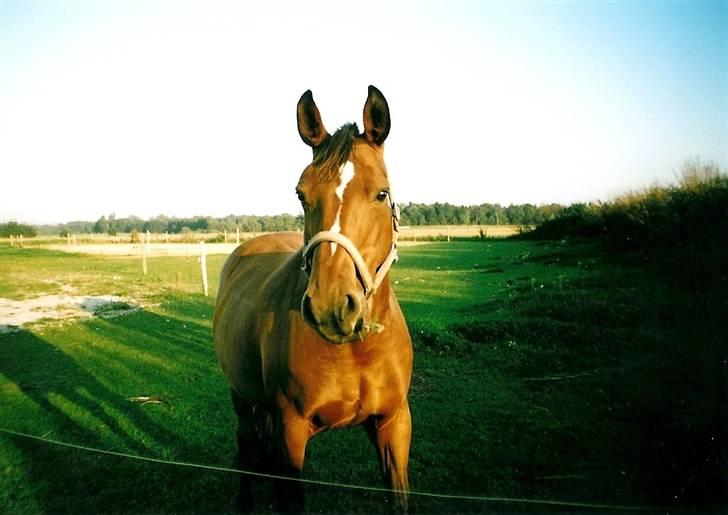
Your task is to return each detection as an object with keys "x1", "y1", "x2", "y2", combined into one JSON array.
[{"x1": 213, "y1": 85, "x2": 413, "y2": 511}]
